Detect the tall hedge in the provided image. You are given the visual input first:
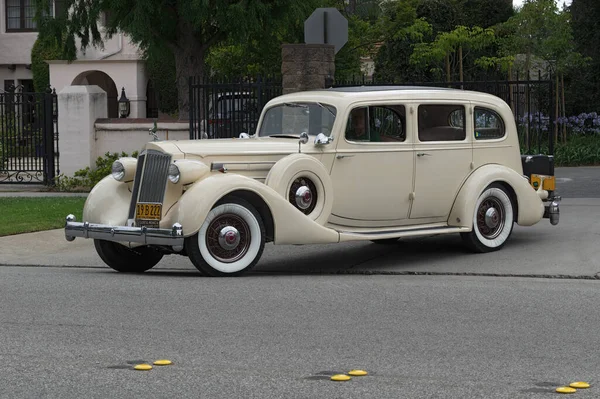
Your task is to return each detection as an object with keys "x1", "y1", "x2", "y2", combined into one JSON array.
[{"x1": 31, "y1": 35, "x2": 63, "y2": 93}]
